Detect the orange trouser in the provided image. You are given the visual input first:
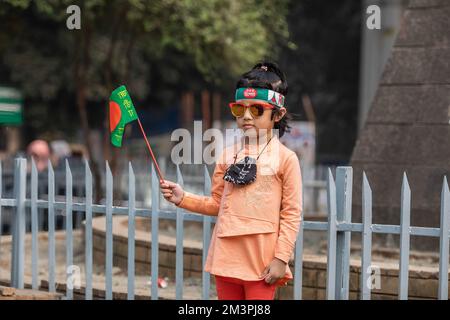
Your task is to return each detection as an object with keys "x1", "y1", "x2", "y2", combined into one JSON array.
[{"x1": 215, "y1": 275, "x2": 277, "y2": 300}]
